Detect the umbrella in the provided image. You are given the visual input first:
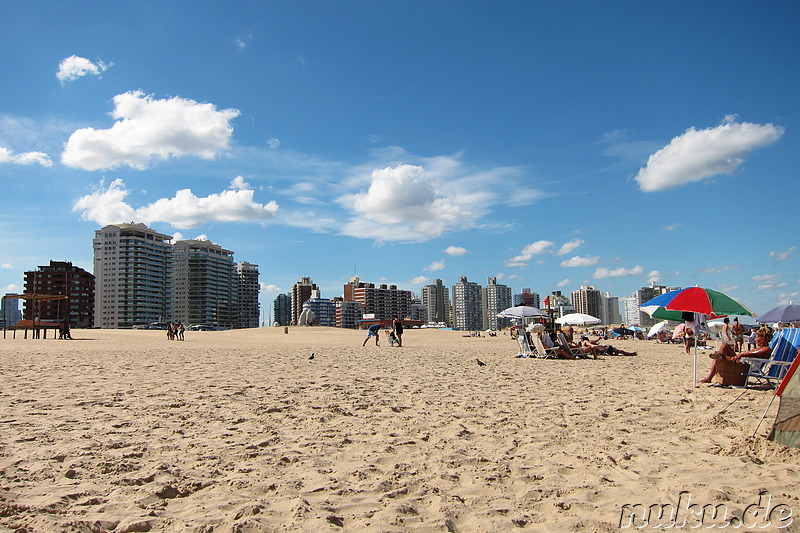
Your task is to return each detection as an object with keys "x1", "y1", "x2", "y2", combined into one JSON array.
[
  {"x1": 496, "y1": 305, "x2": 547, "y2": 319},
  {"x1": 672, "y1": 323, "x2": 686, "y2": 339},
  {"x1": 756, "y1": 303, "x2": 800, "y2": 324},
  {"x1": 647, "y1": 321, "x2": 668, "y2": 338},
  {"x1": 641, "y1": 287, "x2": 751, "y2": 387},
  {"x1": 555, "y1": 313, "x2": 601, "y2": 326},
  {"x1": 612, "y1": 327, "x2": 634, "y2": 336}
]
